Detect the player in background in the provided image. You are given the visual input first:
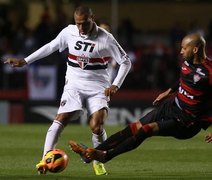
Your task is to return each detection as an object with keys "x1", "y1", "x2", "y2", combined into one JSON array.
[
  {"x1": 69, "y1": 33, "x2": 212, "y2": 164},
  {"x1": 99, "y1": 21, "x2": 110, "y2": 32},
  {"x1": 4, "y1": 6, "x2": 131, "y2": 175}
]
